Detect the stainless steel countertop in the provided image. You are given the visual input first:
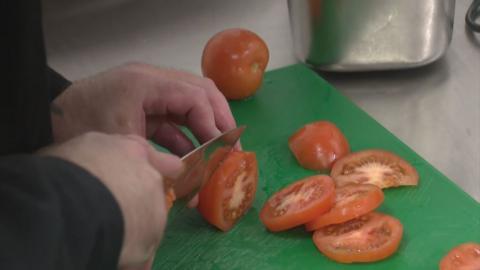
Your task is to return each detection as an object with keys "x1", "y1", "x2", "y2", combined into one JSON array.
[{"x1": 43, "y1": 0, "x2": 480, "y2": 202}]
